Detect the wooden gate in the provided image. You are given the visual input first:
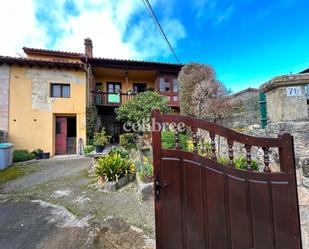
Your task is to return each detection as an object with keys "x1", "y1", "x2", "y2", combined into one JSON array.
[{"x1": 151, "y1": 110, "x2": 302, "y2": 249}]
